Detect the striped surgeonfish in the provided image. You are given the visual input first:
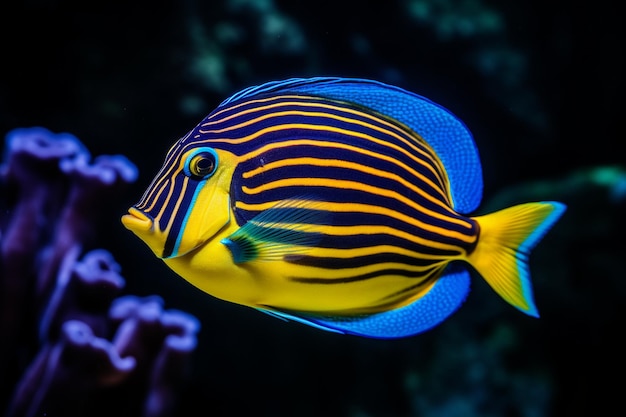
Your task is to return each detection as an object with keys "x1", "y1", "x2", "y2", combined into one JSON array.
[{"x1": 122, "y1": 77, "x2": 566, "y2": 339}]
